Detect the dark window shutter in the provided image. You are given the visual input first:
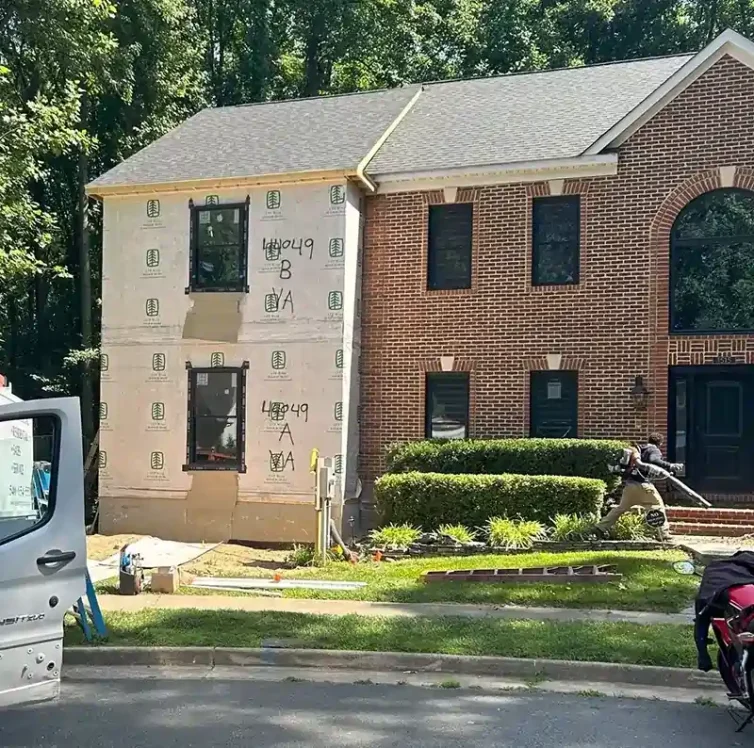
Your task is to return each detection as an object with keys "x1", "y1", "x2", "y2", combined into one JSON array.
[
  {"x1": 425, "y1": 372, "x2": 470, "y2": 439},
  {"x1": 530, "y1": 371, "x2": 578, "y2": 438},
  {"x1": 532, "y1": 196, "x2": 580, "y2": 286},
  {"x1": 428, "y1": 204, "x2": 473, "y2": 290}
]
